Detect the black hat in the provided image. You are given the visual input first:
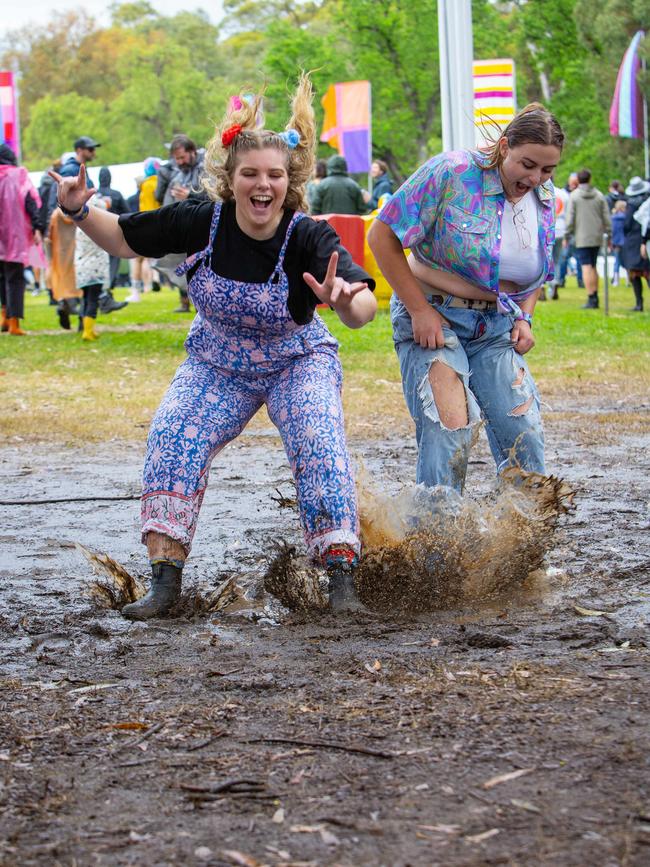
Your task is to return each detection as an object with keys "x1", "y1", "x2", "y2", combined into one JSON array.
[{"x1": 74, "y1": 136, "x2": 101, "y2": 149}]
